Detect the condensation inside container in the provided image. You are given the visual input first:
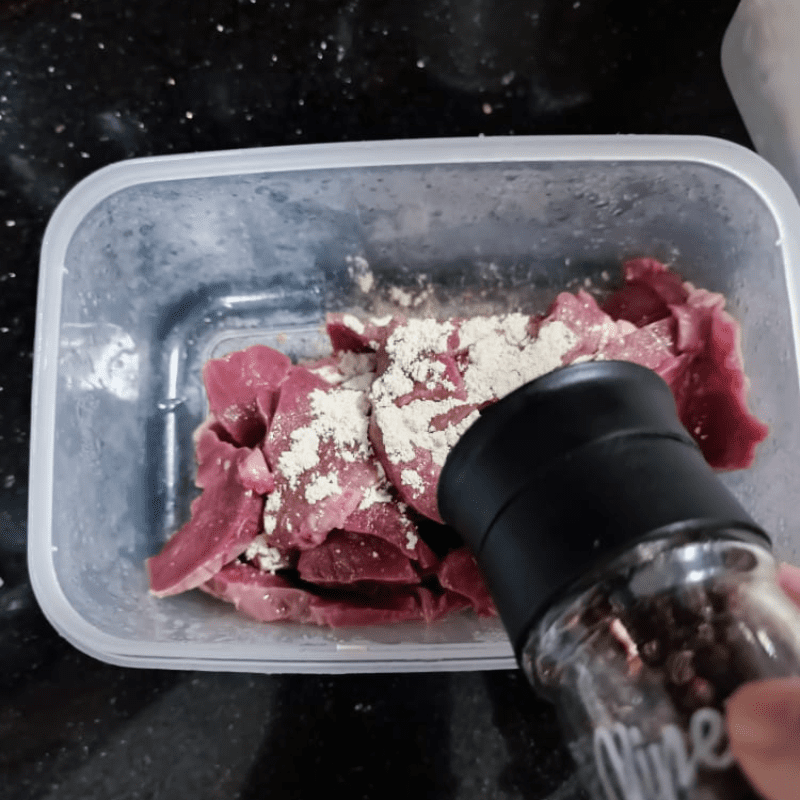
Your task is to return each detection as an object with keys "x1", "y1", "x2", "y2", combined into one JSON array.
[{"x1": 50, "y1": 160, "x2": 798, "y2": 656}]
